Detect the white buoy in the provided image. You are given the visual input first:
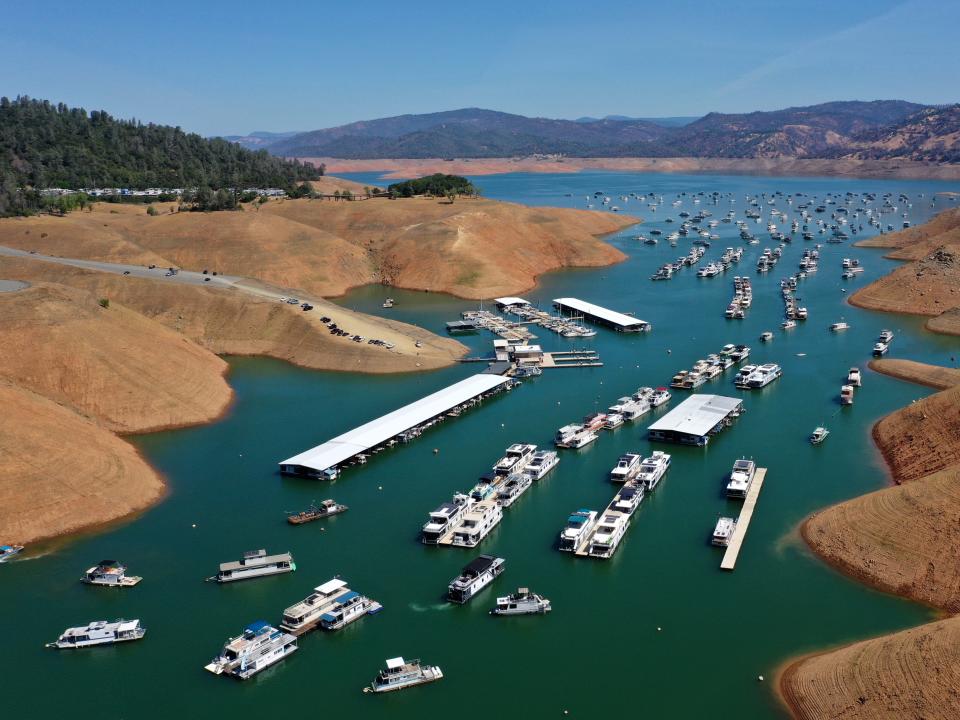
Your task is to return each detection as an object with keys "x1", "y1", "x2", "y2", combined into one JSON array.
[
  {"x1": 657, "y1": 626, "x2": 662, "y2": 632},
  {"x1": 758, "y1": 675, "x2": 764, "y2": 682},
  {"x1": 191, "y1": 523, "x2": 197, "y2": 528},
  {"x1": 433, "y1": 448, "x2": 439, "y2": 454},
  {"x1": 378, "y1": 486, "x2": 383, "y2": 491}
]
